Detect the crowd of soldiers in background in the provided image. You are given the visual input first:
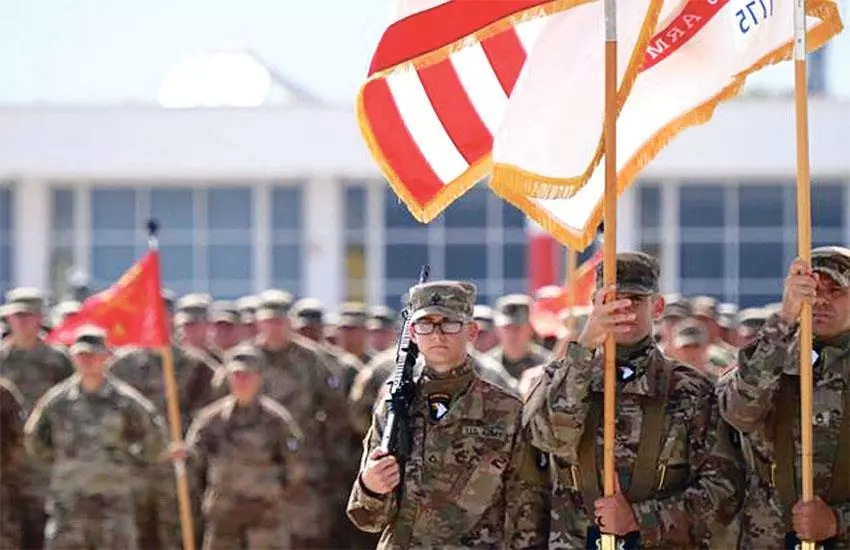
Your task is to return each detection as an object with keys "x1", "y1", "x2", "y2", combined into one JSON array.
[{"x1": 0, "y1": 280, "x2": 773, "y2": 549}]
